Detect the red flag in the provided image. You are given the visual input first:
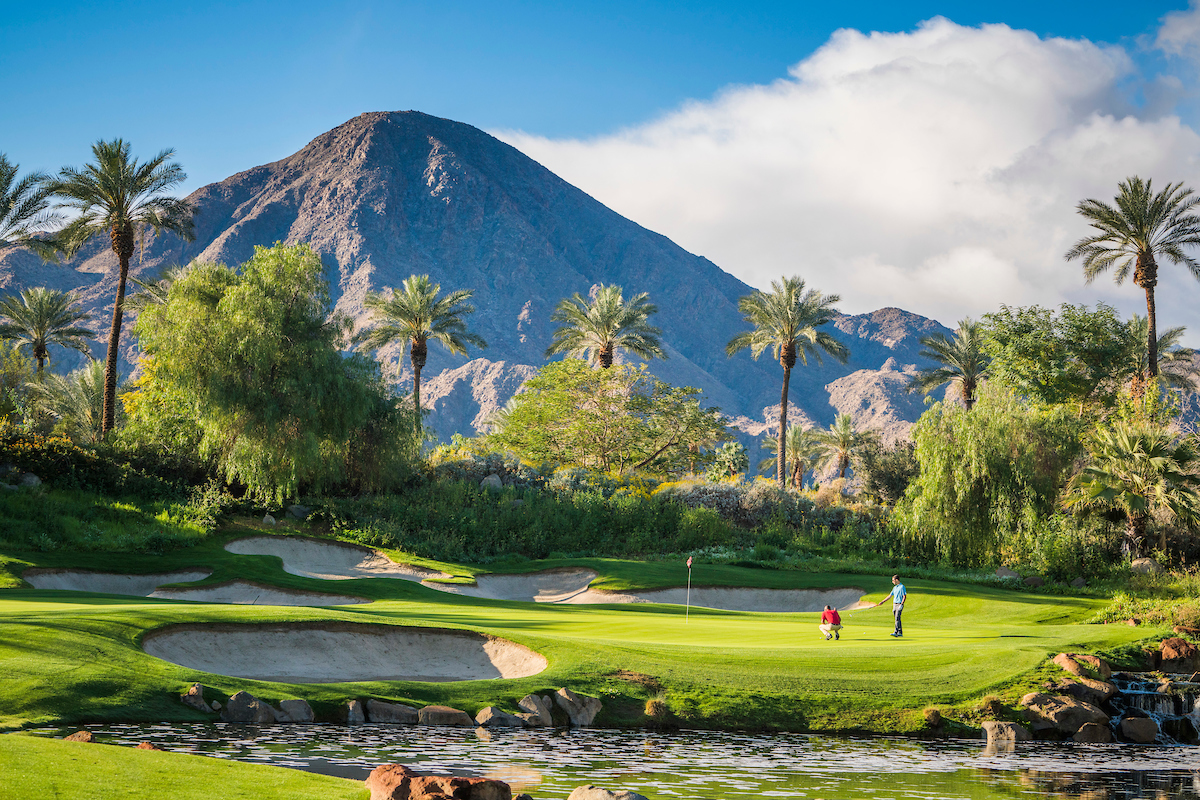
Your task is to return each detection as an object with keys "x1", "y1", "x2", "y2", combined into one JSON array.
[{"x1": 686, "y1": 556, "x2": 693, "y2": 569}]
